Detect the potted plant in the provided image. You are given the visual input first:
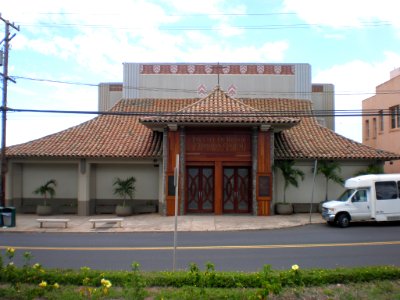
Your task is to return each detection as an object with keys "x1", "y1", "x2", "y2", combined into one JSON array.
[
  {"x1": 113, "y1": 176, "x2": 136, "y2": 216},
  {"x1": 274, "y1": 160, "x2": 305, "y2": 215},
  {"x1": 34, "y1": 179, "x2": 57, "y2": 216}
]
